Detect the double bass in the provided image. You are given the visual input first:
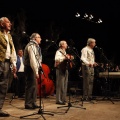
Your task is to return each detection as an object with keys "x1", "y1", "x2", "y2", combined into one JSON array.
[{"x1": 37, "y1": 63, "x2": 55, "y2": 97}]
